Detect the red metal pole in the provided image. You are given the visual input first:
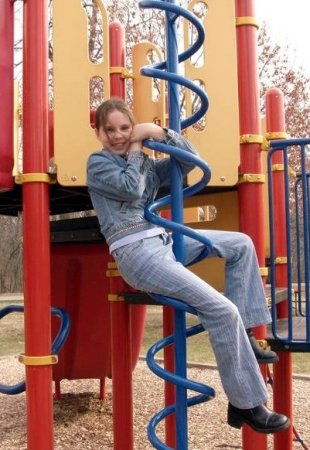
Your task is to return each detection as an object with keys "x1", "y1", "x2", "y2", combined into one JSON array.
[
  {"x1": 235, "y1": 0, "x2": 267, "y2": 448},
  {"x1": 265, "y1": 88, "x2": 293, "y2": 450},
  {"x1": 109, "y1": 22, "x2": 126, "y2": 99},
  {"x1": 108, "y1": 269, "x2": 134, "y2": 450},
  {"x1": 108, "y1": 22, "x2": 134, "y2": 450},
  {"x1": 163, "y1": 306, "x2": 176, "y2": 447},
  {"x1": 22, "y1": 1, "x2": 53, "y2": 449},
  {"x1": 0, "y1": 0, "x2": 14, "y2": 190}
]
